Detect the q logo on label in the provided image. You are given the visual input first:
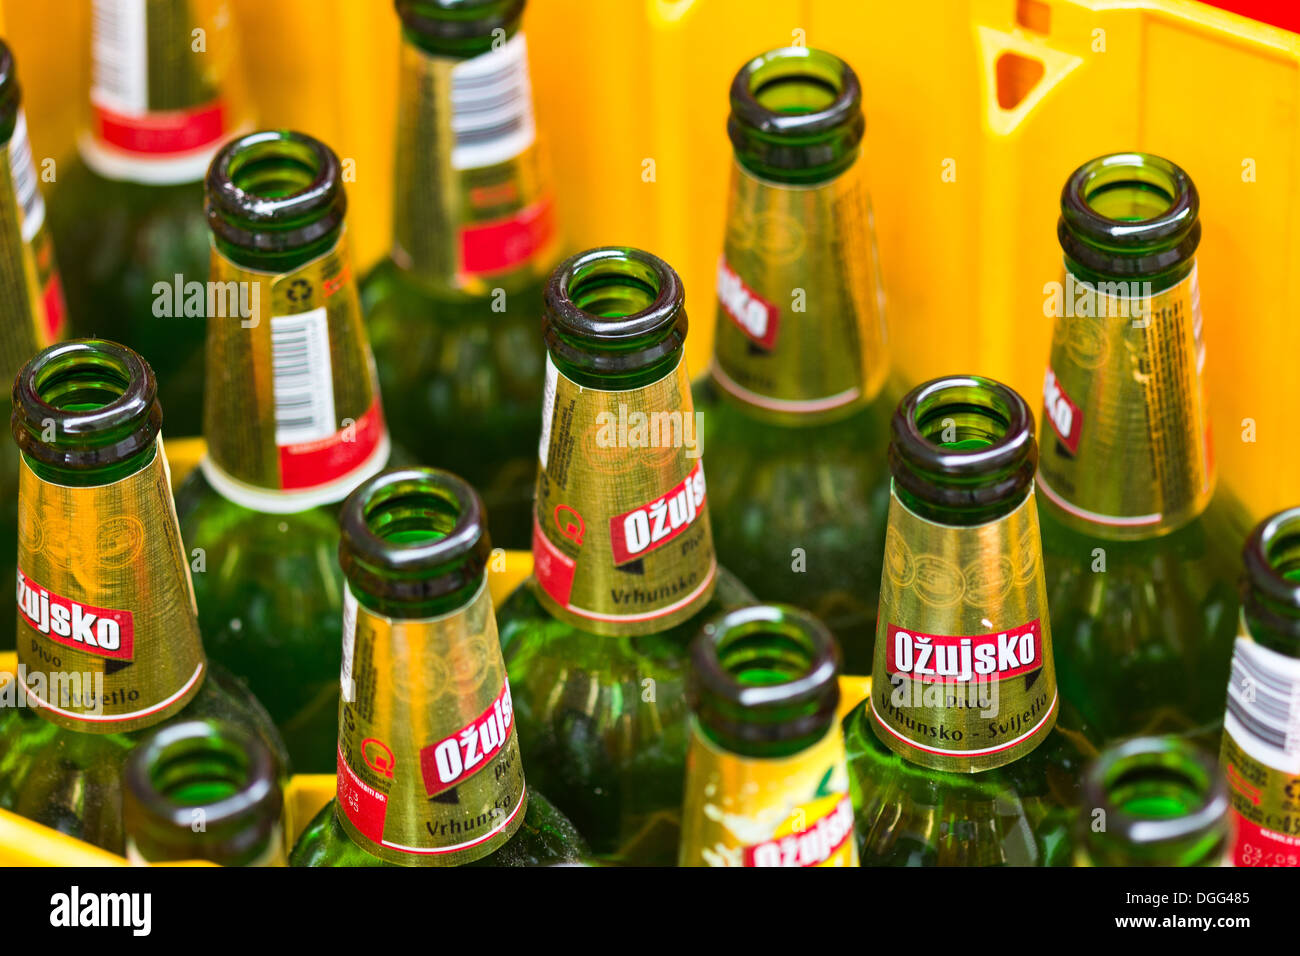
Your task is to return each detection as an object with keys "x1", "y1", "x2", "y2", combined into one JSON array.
[
  {"x1": 554, "y1": 505, "x2": 584, "y2": 546},
  {"x1": 362, "y1": 738, "x2": 395, "y2": 779}
]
